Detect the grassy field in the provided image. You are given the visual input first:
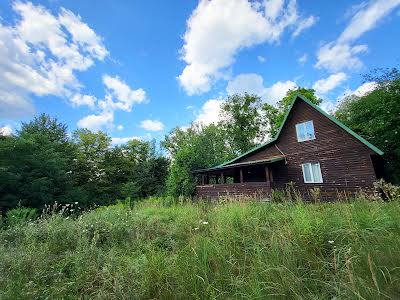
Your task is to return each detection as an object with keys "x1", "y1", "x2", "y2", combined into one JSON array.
[{"x1": 1, "y1": 198, "x2": 400, "y2": 299}]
